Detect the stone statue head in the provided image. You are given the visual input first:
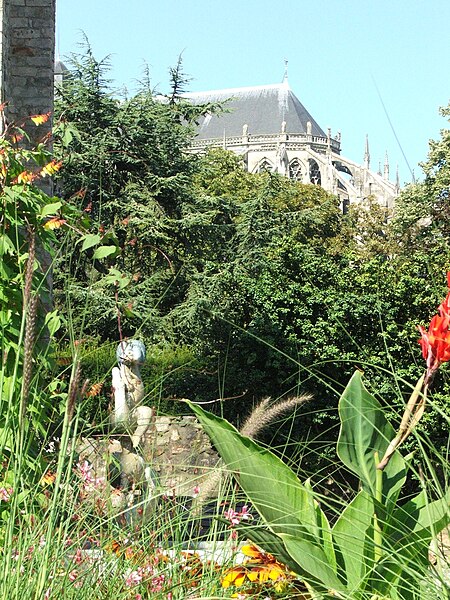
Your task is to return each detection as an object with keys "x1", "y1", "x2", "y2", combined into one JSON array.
[{"x1": 116, "y1": 340, "x2": 146, "y2": 367}]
